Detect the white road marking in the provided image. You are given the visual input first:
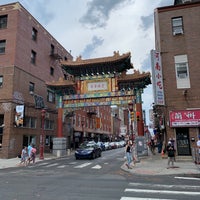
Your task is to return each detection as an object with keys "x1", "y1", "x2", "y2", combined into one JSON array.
[
  {"x1": 36, "y1": 162, "x2": 49, "y2": 166},
  {"x1": 44, "y1": 163, "x2": 59, "y2": 168},
  {"x1": 57, "y1": 165, "x2": 66, "y2": 168},
  {"x1": 129, "y1": 182, "x2": 200, "y2": 189},
  {"x1": 175, "y1": 176, "x2": 200, "y2": 181},
  {"x1": 92, "y1": 165, "x2": 102, "y2": 169},
  {"x1": 125, "y1": 188, "x2": 200, "y2": 195},
  {"x1": 120, "y1": 197, "x2": 175, "y2": 200},
  {"x1": 74, "y1": 162, "x2": 92, "y2": 168},
  {"x1": 69, "y1": 162, "x2": 77, "y2": 165}
]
